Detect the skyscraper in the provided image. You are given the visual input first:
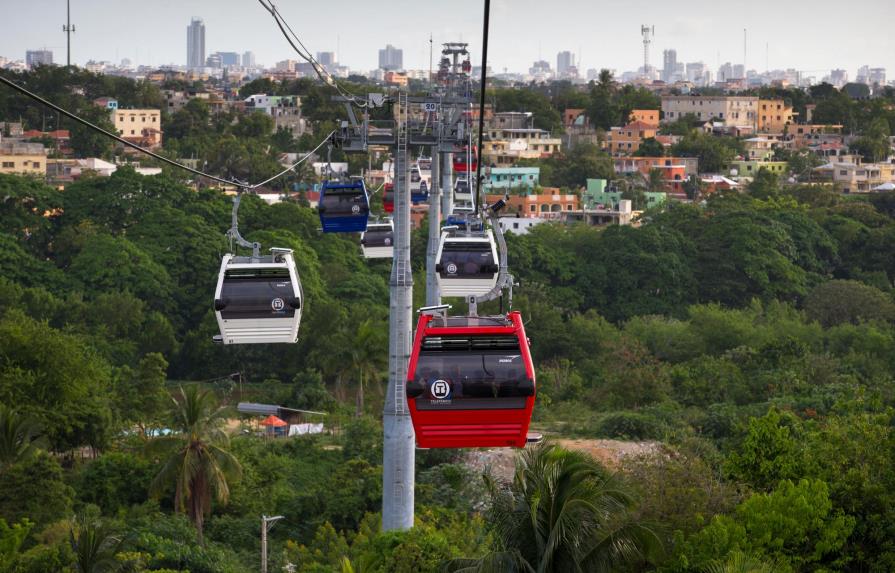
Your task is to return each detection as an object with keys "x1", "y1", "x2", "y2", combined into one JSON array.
[
  {"x1": 556, "y1": 51, "x2": 574, "y2": 76},
  {"x1": 378, "y1": 45, "x2": 403, "y2": 71},
  {"x1": 186, "y1": 18, "x2": 205, "y2": 70},
  {"x1": 316, "y1": 52, "x2": 336, "y2": 70},
  {"x1": 242, "y1": 51, "x2": 256, "y2": 68},
  {"x1": 662, "y1": 49, "x2": 677, "y2": 82},
  {"x1": 25, "y1": 50, "x2": 53, "y2": 68}
]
